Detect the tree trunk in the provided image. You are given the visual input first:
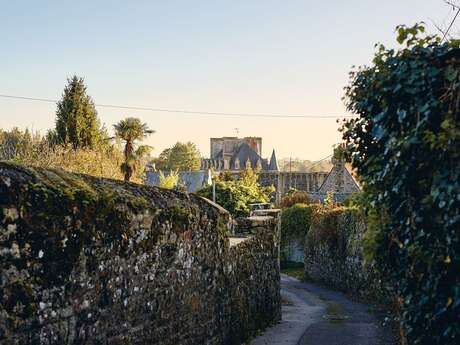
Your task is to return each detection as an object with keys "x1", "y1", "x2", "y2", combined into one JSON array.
[{"x1": 124, "y1": 140, "x2": 134, "y2": 182}]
